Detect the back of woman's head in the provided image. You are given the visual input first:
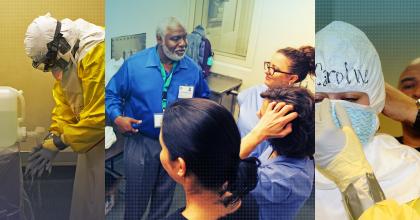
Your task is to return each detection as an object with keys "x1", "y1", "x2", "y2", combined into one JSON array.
[
  {"x1": 162, "y1": 98, "x2": 259, "y2": 205},
  {"x1": 277, "y1": 46, "x2": 315, "y2": 82},
  {"x1": 261, "y1": 86, "x2": 314, "y2": 157}
]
